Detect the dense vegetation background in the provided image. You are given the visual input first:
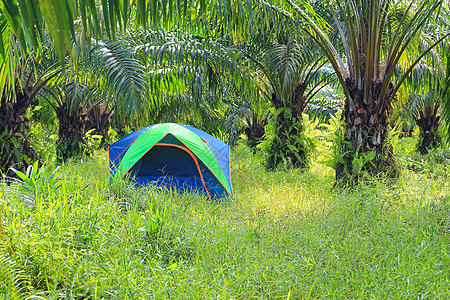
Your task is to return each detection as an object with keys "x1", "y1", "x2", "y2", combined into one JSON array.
[{"x1": 0, "y1": 0, "x2": 449, "y2": 298}]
